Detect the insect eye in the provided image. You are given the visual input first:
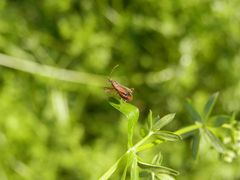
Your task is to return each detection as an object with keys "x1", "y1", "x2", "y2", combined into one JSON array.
[{"x1": 124, "y1": 92, "x2": 130, "y2": 96}]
